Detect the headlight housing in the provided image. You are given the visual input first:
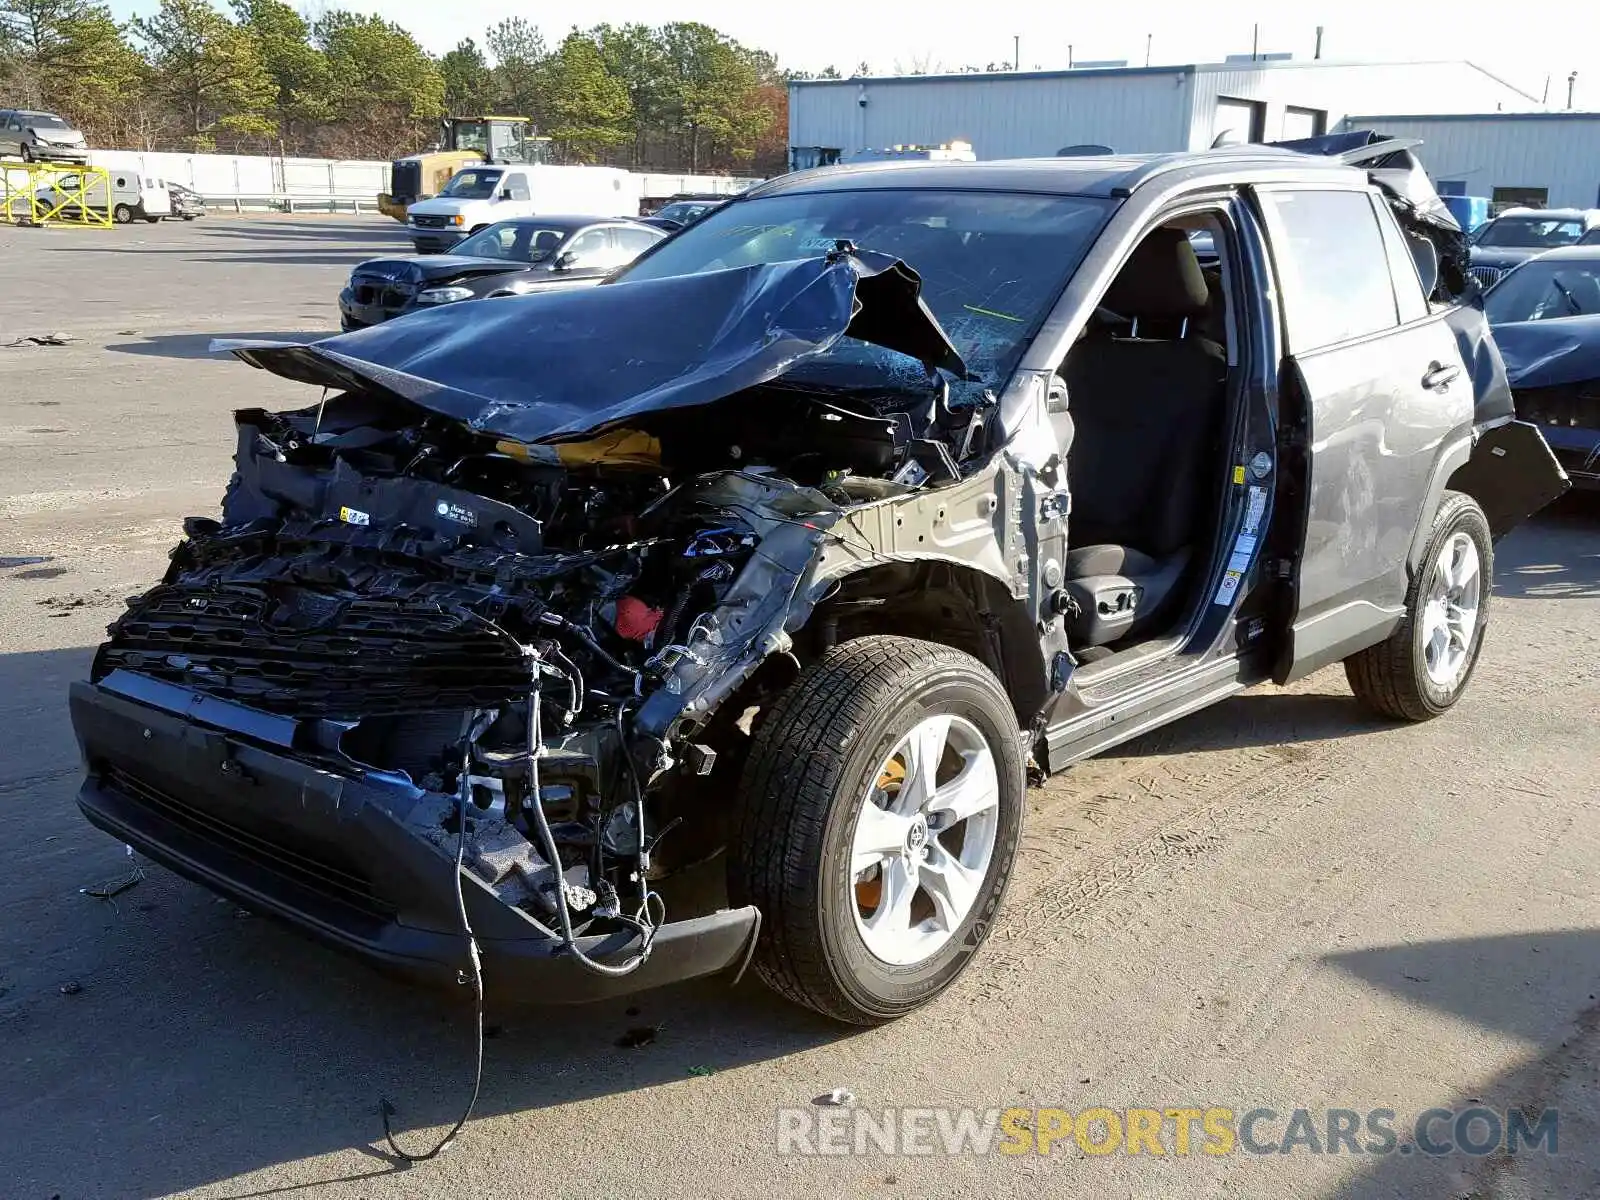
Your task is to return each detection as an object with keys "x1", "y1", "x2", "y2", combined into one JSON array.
[{"x1": 416, "y1": 286, "x2": 475, "y2": 305}]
